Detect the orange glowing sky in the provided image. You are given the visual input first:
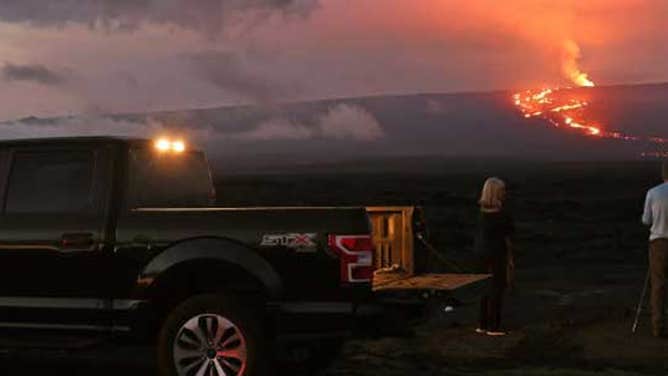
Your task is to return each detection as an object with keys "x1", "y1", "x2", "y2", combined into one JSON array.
[{"x1": 0, "y1": 0, "x2": 665, "y2": 120}]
